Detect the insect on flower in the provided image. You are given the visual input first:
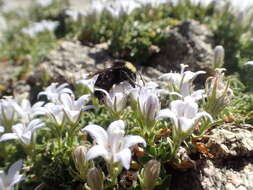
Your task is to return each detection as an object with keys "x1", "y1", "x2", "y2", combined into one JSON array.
[{"x1": 89, "y1": 60, "x2": 137, "y2": 101}]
